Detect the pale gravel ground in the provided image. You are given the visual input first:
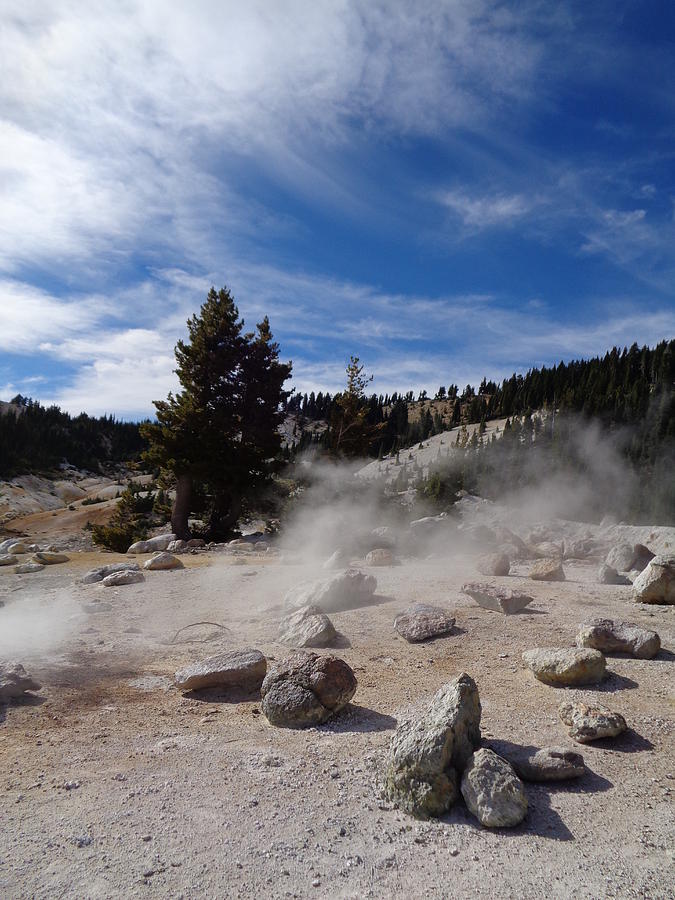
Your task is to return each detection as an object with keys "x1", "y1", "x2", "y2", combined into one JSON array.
[{"x1": 0, "y1": 548, "x2": 673, "y2": 899}]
